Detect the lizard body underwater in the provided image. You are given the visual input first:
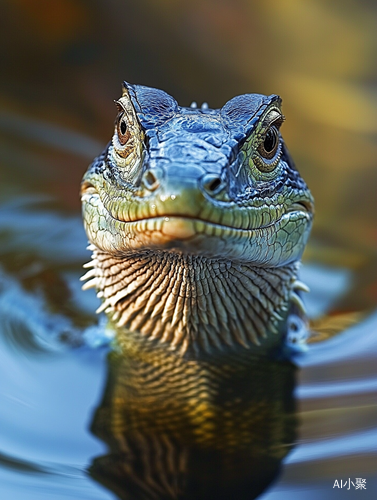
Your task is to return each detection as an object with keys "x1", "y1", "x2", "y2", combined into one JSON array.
[{"x1": 81, "y1": 82, "x2": 314, "y2": 499}]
